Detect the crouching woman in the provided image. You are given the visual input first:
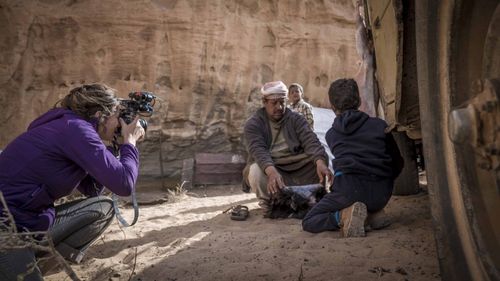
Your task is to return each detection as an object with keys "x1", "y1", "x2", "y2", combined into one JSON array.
[{"x1": 0, "y1": 84, "x2": 144, "y2": 280}]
